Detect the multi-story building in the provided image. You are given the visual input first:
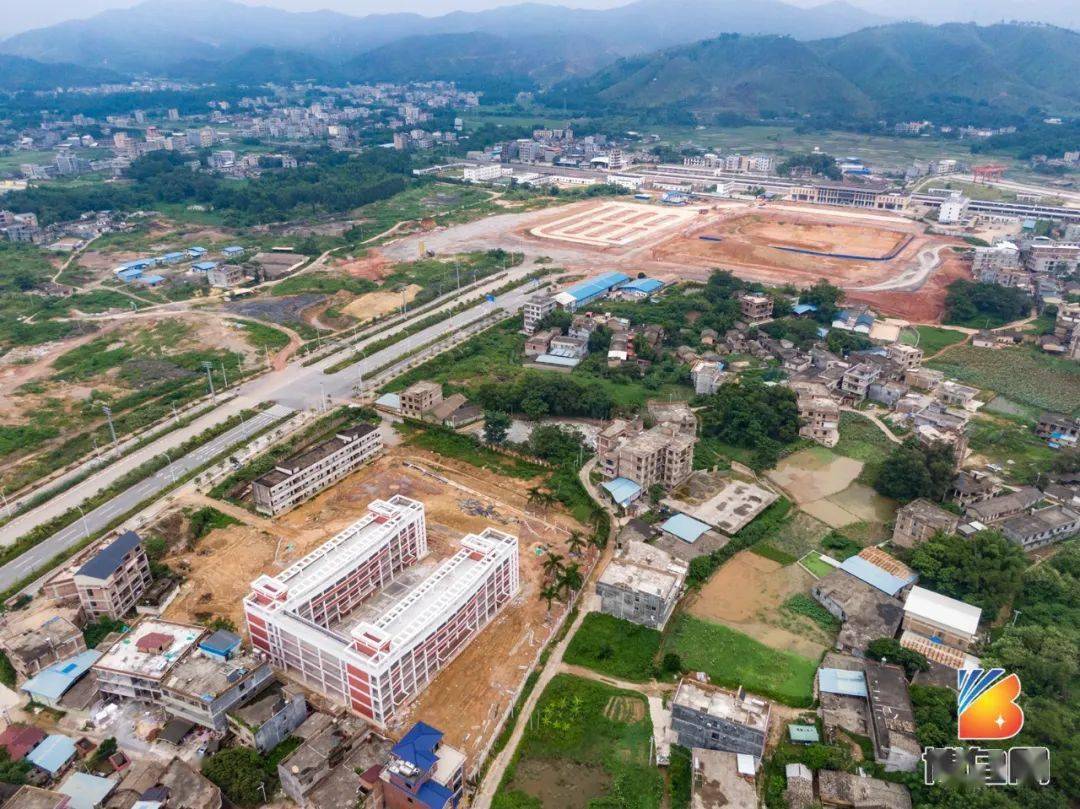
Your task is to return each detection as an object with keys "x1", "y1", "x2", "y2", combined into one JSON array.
[
  {"x1": 227, "y1": 682, "x2": 308, "y2": 753},
  {"x1": 789, "y1": 183, "x2": 904, "y2": 210},
  {"x1": 93, "y1": 620, "x2": 272, "y2": 730},
  {"x1": 1023, "y1": 237, "x2": 1080, "y2": 275},
  {"x1": 1001, "y1": 505, "x2": 1080, "y2": 551},
  {"x1": 892, "y1": 499, "x2": 959, "y2": 548},
  {"x1": 244, "y1": 497, "x2": 519, "y2": 726},
  {"x1": 399, "y1": 381, "x2": 443, "y2": 420},
  {"x1": 73, "y1": 531, "x2": 152, "y2": 620},
  {"x1": 596, "y1": 541, "x2": 687, "y2": 629},
  {"x1": 885, "y1": 343, "x2": 923, "y2": 371},
  {"x1": 966, "y1": 486, "x2": 1042, "y2": 524},
  {"x1": 522, "y1": 293, "x2": 556, "y2": 334},
  {"x1": 463, "y1": 164, "x2": 507, "y2": 183},
  {"x1": 207, "y1": 264, "x2": 246, "y2": 288},
  {"x1": 791, "y1": 382, "x2": 840, "y2": 448},
  {"x1": 0, "y1": 615, "x2": 86, "y2": 680},
  {"x1": 278, "y1": 714, "x2": 392, "y2": 808},
  {"x1": 971, "y1": 241, "x2": 1022, "y2": 284},
  {"x1": 381, "y1": 721, "x2": 466, "y2": 809},
  {"x1": 938, "y1": 192, "x2": 969, "y2": 224},
  {"x1": 604, "y1": 424, "x2": 695, "y2": 490},
  {"x1": 691, "y1": 361, "x2": 727, "y2": 395},
  {"x1": 670, "y1": 679, "x2": 770, "y2": 757},
  {"x1": 1036, "y1": 411, "x2": 1080, "y2": 447},
  {"x1": 252, "y1": 424, "x2": 383, "y2": 516},
  {"x1": 739, "y1": 293, "x2": 773, "y2": 323},
  {"x1": 841, "y1": 364, "x2": 880, "y2": 401}
]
